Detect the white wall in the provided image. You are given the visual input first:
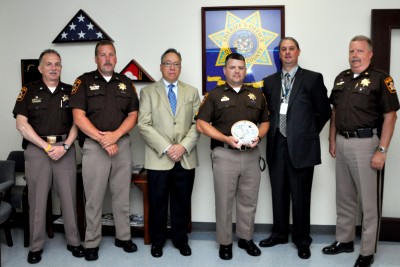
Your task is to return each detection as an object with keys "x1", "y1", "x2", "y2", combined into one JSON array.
[{"x1": 1, "y1": 0, "x2": 399, "y2": 225}]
